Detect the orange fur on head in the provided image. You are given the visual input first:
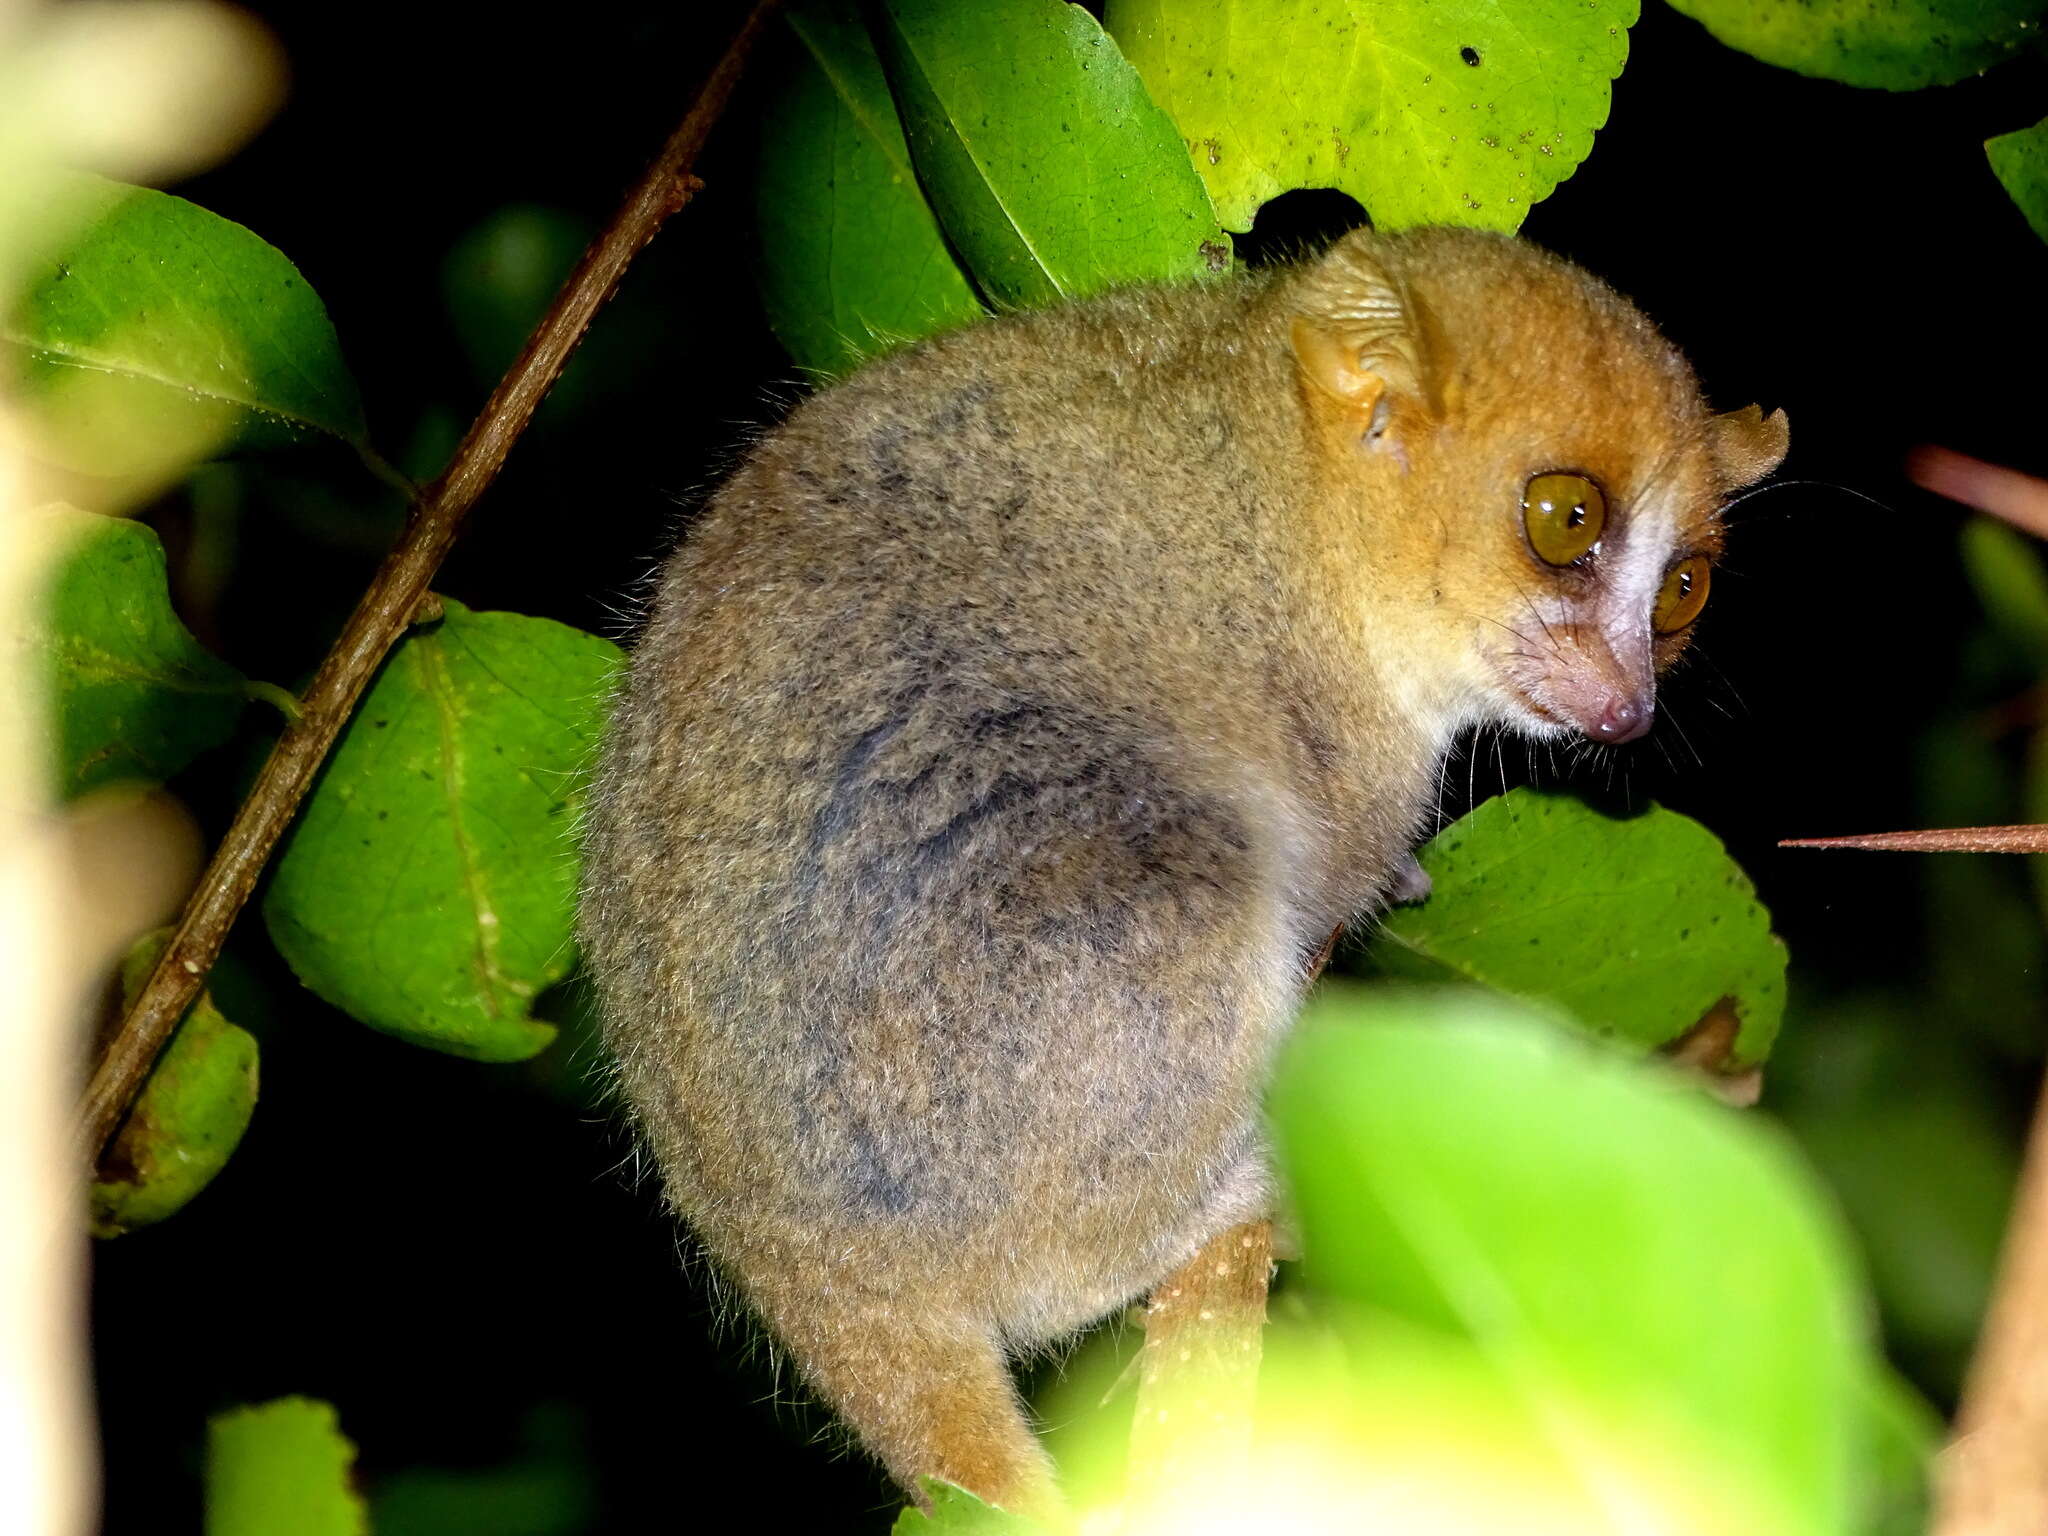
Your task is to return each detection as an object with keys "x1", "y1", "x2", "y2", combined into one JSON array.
[{"x1": 1284, "y1": 230, "x2": 1783, "y2": 743}]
